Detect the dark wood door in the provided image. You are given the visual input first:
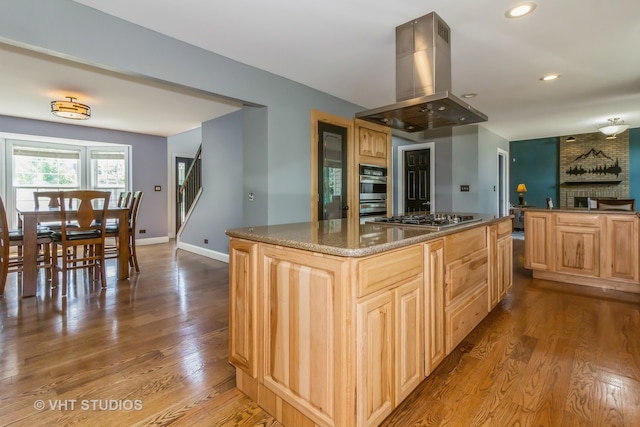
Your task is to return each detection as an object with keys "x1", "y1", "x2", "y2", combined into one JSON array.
[{"x1": 404, "y1": 149, "x2": 431, "y2": 213}]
